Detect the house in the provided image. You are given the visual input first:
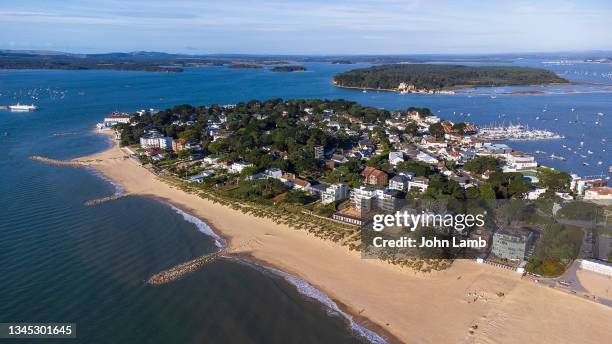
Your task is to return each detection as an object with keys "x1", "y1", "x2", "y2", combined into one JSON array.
[
  {"x1": 584, "y1": 187, "x2": 612, "y2": 200},
  {"x1": 189, "y1": 170, "x2": 215, "y2": 183},
  {"x1": 264, "y1": 168, "x2": 283, "y2": 180},
  {"x1": 230, "y1": 161, "x2": 254, "y2": 174},
  {"x1": 361, "y1": 167, "x2": 389, "y2": 187},
  {"x1": 172, "y1": 138, "x2": 187, "y2": 152},
  {"x1": 416, "y1": 151, "x2": 438, "y2": 164},
  {"x1": 309, "y1": 183, "x2": 329, "y2": 195},
  {"x1": 281, "y1": 173, "x2": 311, "y2": 190},
  {"x1": 408, "y1": 177, "x2": 429, "y2": 192},
  {"x1": 321, "y1": 183, "x2": 350, "y2": 204},
  {"x1": 526, "y1": 188, "x2": 547, "y2": 200},
  {"x1": 389, "y1": 175, "x2": 409, "y2": 191},
  {"x1": 388, "y1": 151, "x2": 405, "y2": 166}
]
